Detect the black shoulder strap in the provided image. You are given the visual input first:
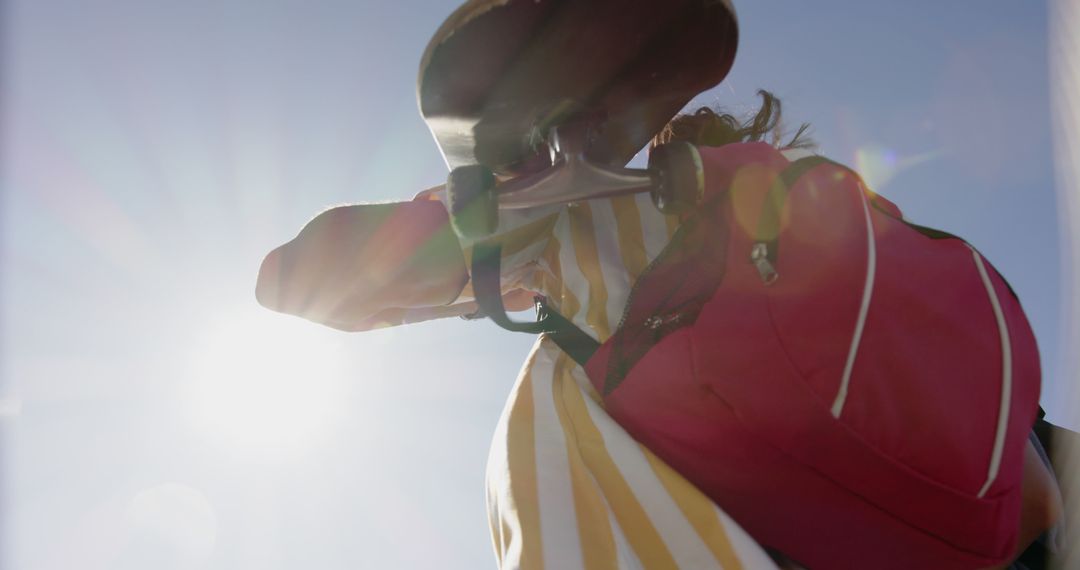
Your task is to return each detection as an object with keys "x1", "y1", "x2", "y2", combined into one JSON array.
[
  {"x1": 472, "y1": 156, "x2": 1021, "y2": 367},
  {"x1": 755, "y1": 156, "x2": 837, "y2": 264},
  {"x1": 759, "y1": 155, "x2": 970, "y2": 243},
  {"x1": 471, "y1": 241, "x2": 600, "y2": 366},
  {"x1": 470, "y1": 158, "x2": 835, "y2": 367},
  {"x1": 754, "y1": 155, "x2": 1020, "y2": 300}
]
